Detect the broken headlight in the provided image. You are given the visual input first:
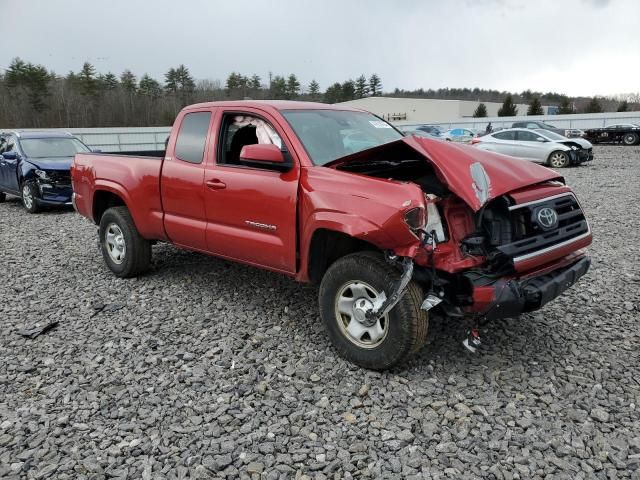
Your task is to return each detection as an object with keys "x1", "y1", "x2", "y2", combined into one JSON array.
[
  {"x1": 404, "y1": 207, "x2": 426, "y2": 230},
  {"x1": 35, "y1": 169, "x2": 49, "y2": 180}
]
